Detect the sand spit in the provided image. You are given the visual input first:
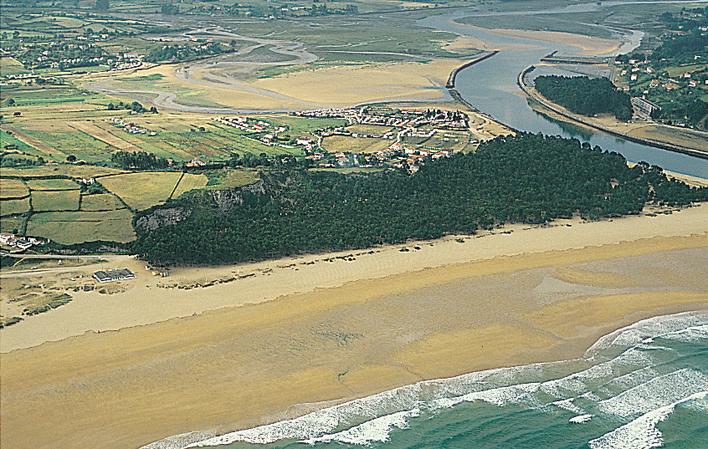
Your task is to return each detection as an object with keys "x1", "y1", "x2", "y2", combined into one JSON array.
[{"x1": 1, "y1": 205, "x2": 707, "y2": 449}]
